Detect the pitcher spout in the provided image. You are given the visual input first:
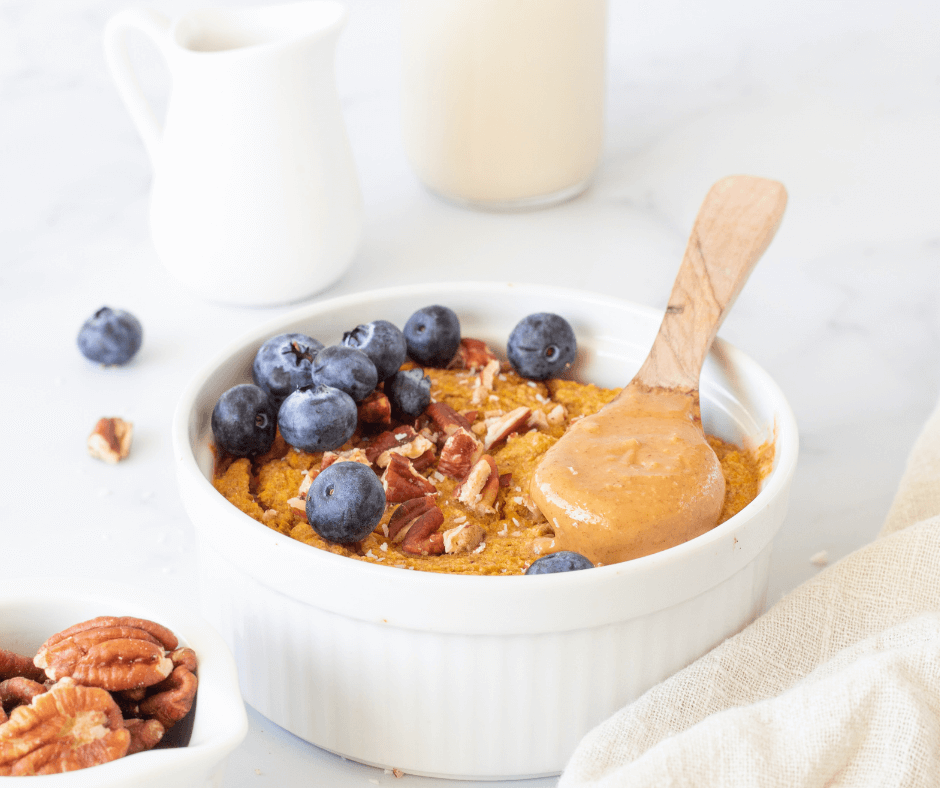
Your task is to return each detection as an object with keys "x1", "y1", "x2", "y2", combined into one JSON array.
[{"x1": 173, "y1": 1, "x2": 347, "y2": 55}]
